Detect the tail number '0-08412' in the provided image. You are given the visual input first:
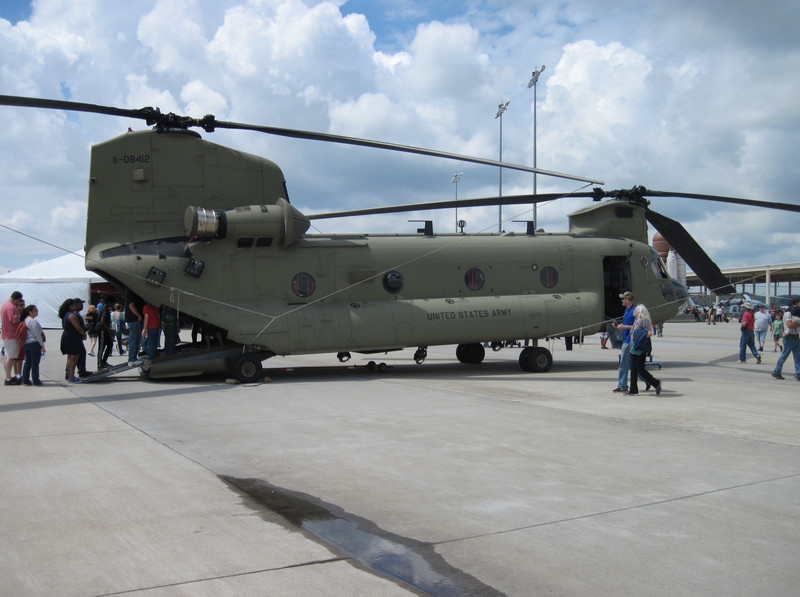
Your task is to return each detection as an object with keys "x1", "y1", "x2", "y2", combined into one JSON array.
[{"x1": 112, "y1": 154, "x2": 150, "y2": 165}]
